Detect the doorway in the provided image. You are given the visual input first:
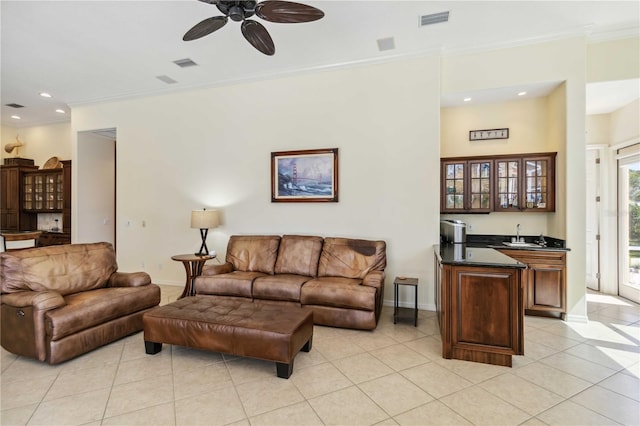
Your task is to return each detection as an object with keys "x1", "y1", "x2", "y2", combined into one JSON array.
[
  {"x1": 76, "y1": 129, "x2": 116, "y2": 246},
  {"x1": 617, "y1": 143, "x2": 640, "y2": 303}
]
